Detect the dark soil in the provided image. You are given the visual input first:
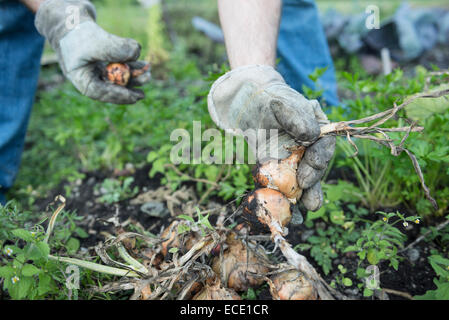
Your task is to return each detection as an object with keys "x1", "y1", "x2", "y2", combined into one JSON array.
[
  {"x1": 286, "y1": 220, "x2": 439, "y2": 300},
  {"x1": 35, "y1": 164, "x2": 168, "y2": 247},
  {"x1": 35, "y1": 164, "x2": 440, "y2": 300}
]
